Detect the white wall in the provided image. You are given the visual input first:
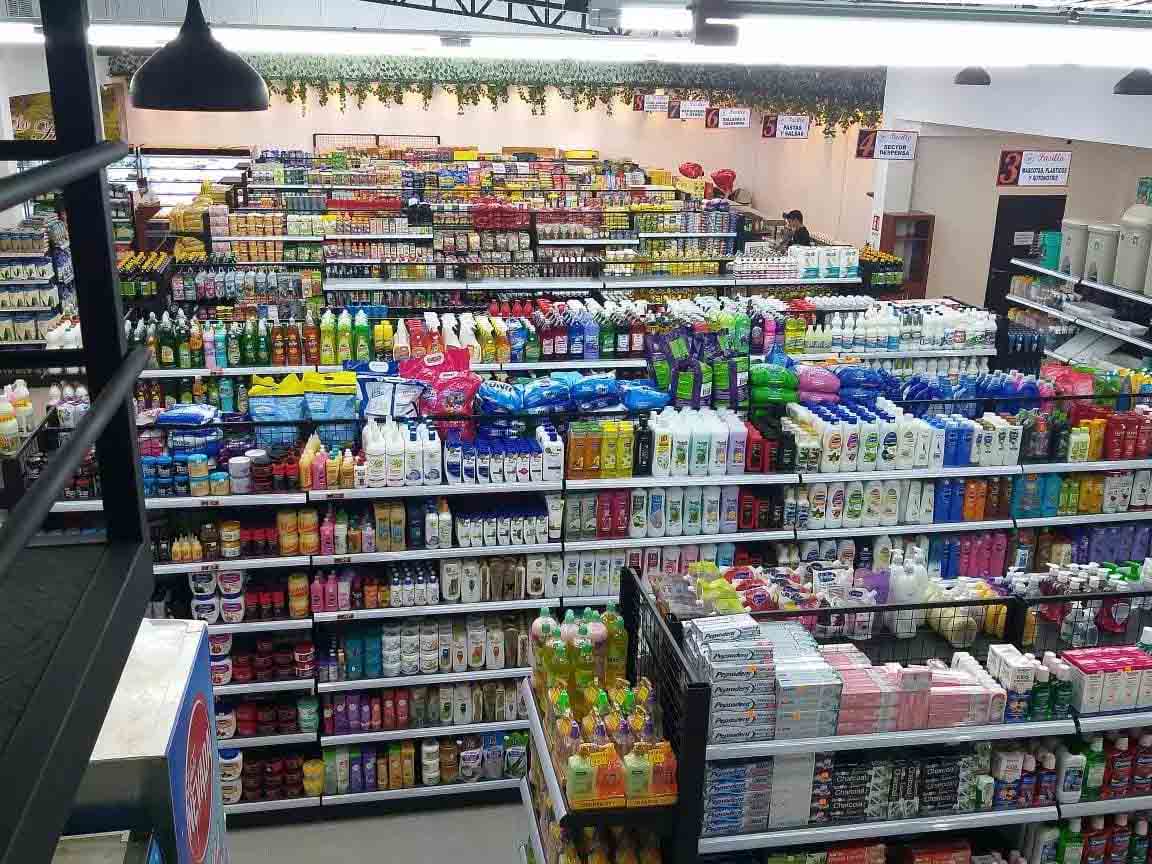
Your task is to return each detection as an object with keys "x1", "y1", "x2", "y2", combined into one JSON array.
[{"x1": 885, "y1": 66, "x2": 1152, "y2": 152}]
